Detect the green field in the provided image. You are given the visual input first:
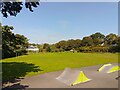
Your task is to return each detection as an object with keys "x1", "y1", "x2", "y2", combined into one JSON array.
[{"x1": 1, "y1": 52, "x2": 119, "y2": 82}]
